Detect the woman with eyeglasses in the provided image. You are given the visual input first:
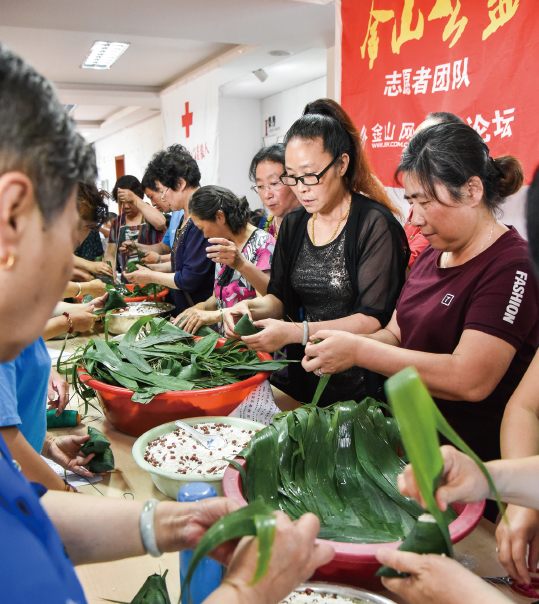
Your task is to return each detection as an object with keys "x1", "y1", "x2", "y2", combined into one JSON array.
[
  {"x1": 249, "y1": 144, "x2": 301, "y2": 239},
  {"x1": 223, "y1": 98, "x2": 409, "y2": 407},
  {"x1": 103, "y1": 175, "x2": 166, "y2": 282},
  {"x1": 168, "y1": 185, "x2": 275, "y2": 334}
]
